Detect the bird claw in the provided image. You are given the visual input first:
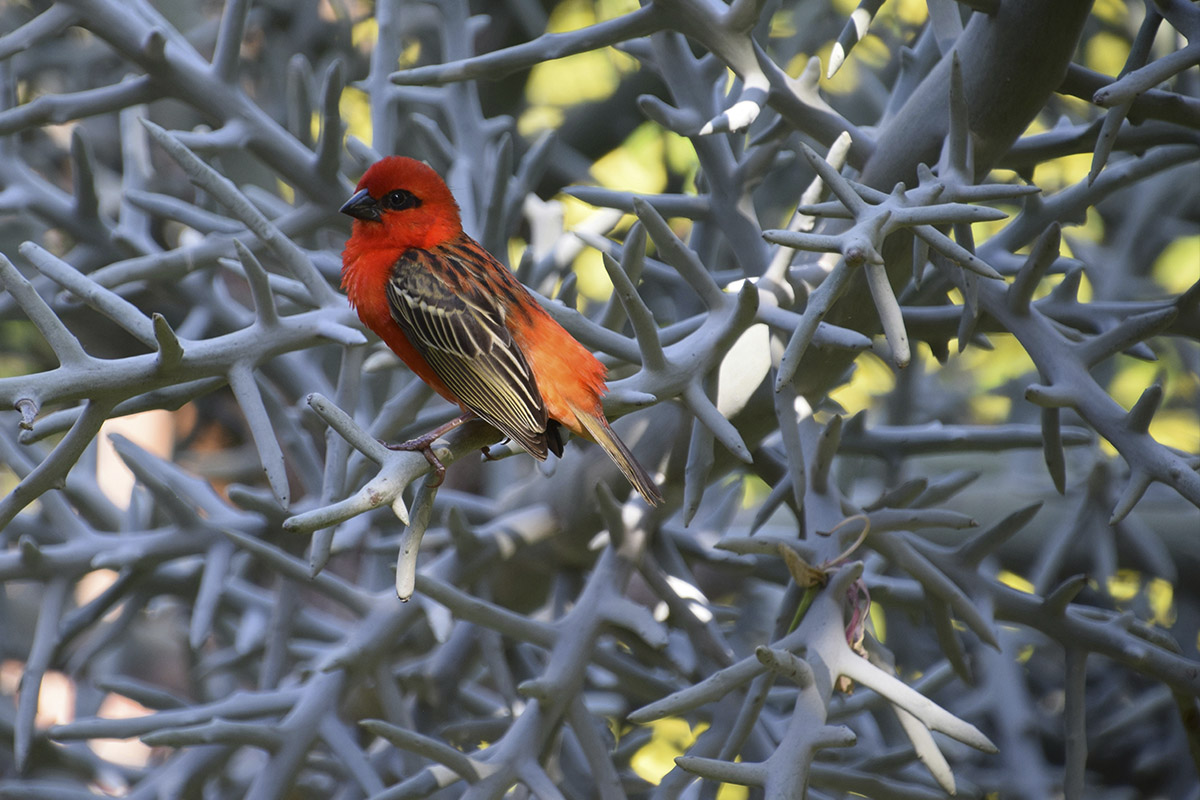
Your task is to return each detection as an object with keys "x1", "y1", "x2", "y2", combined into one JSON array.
[
  {"x1": 481, "y1": 434, "x2": 515, "y2": 462},
  {"x1": 382, "y1": 436, "x2": 446, "y2": 487}
]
